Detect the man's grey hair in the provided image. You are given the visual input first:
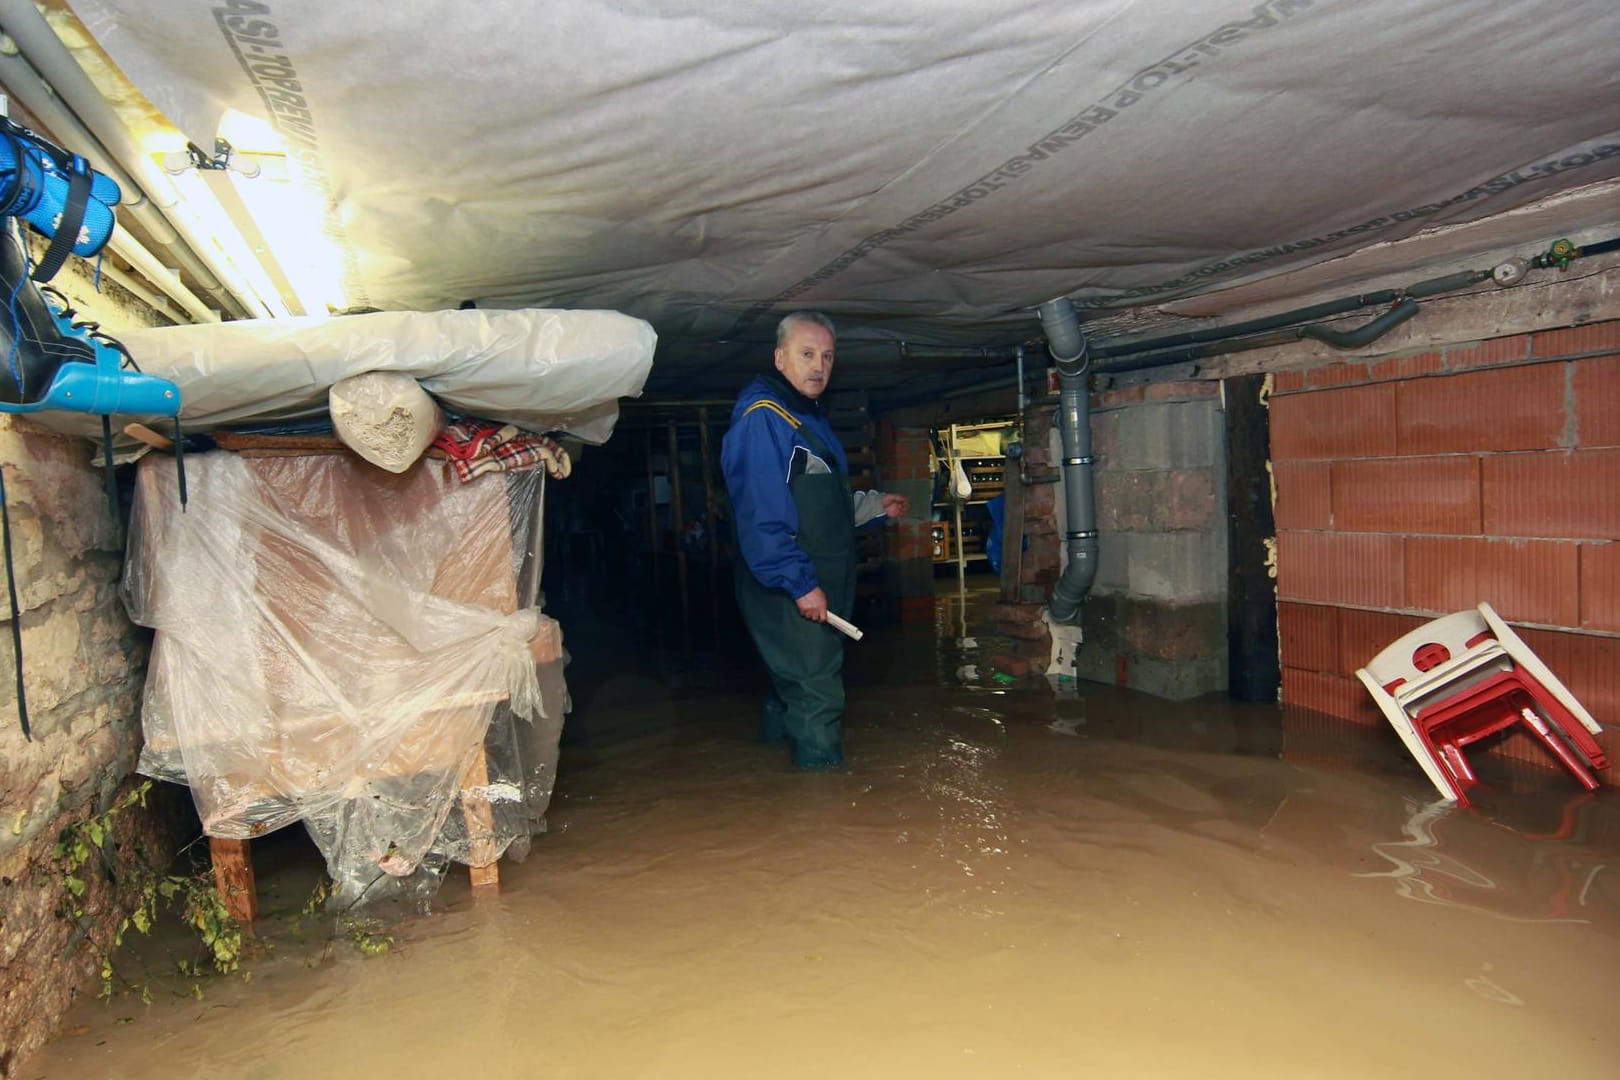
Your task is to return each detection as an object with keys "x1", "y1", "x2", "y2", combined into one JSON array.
[{"x1": 776, "y1": 310, "x2": 836, "y2": 349}]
